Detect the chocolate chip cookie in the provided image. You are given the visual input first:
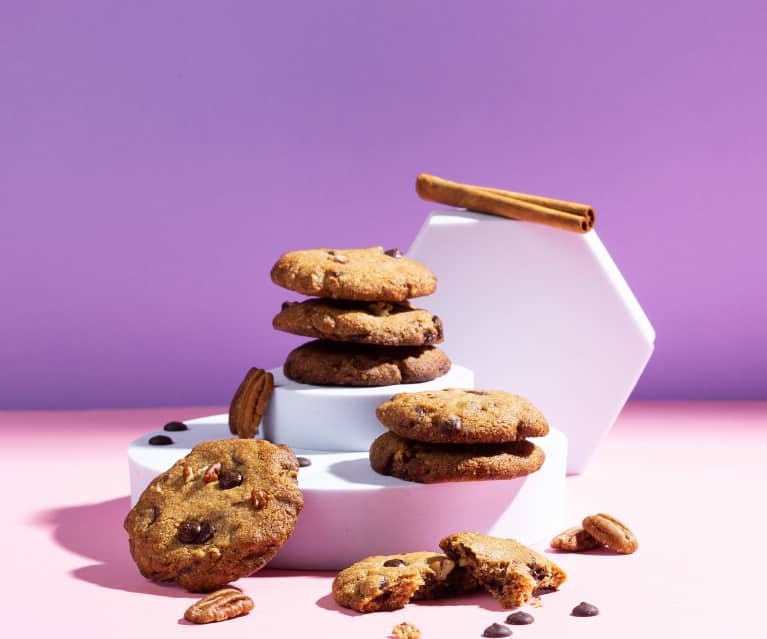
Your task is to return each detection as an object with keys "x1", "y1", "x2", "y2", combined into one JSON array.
[
  {"x1": 332, "y1": 551, "x2": 479, "y2": 612},
  {"x1": 439, "y1": 532, "x2": 567, "y2": 608},
  {"x1": 376, "y1": 389, "x2": 549, "y2": 444},
  {"x1": 273, "y1": 299, "x2": 444, "y2": 346},
  {"x1": 124, "y1": 439, "x2": 303, "y2": 592},
  {"x1": 369, "y1": 431, "x2": 545, "y2": 483},
  {"x1": 283, "y1": 340, "x2": 451, "y2": 386},
  {"x1": 270, "y1": 247, "x2": 437, "y2": 301}
]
